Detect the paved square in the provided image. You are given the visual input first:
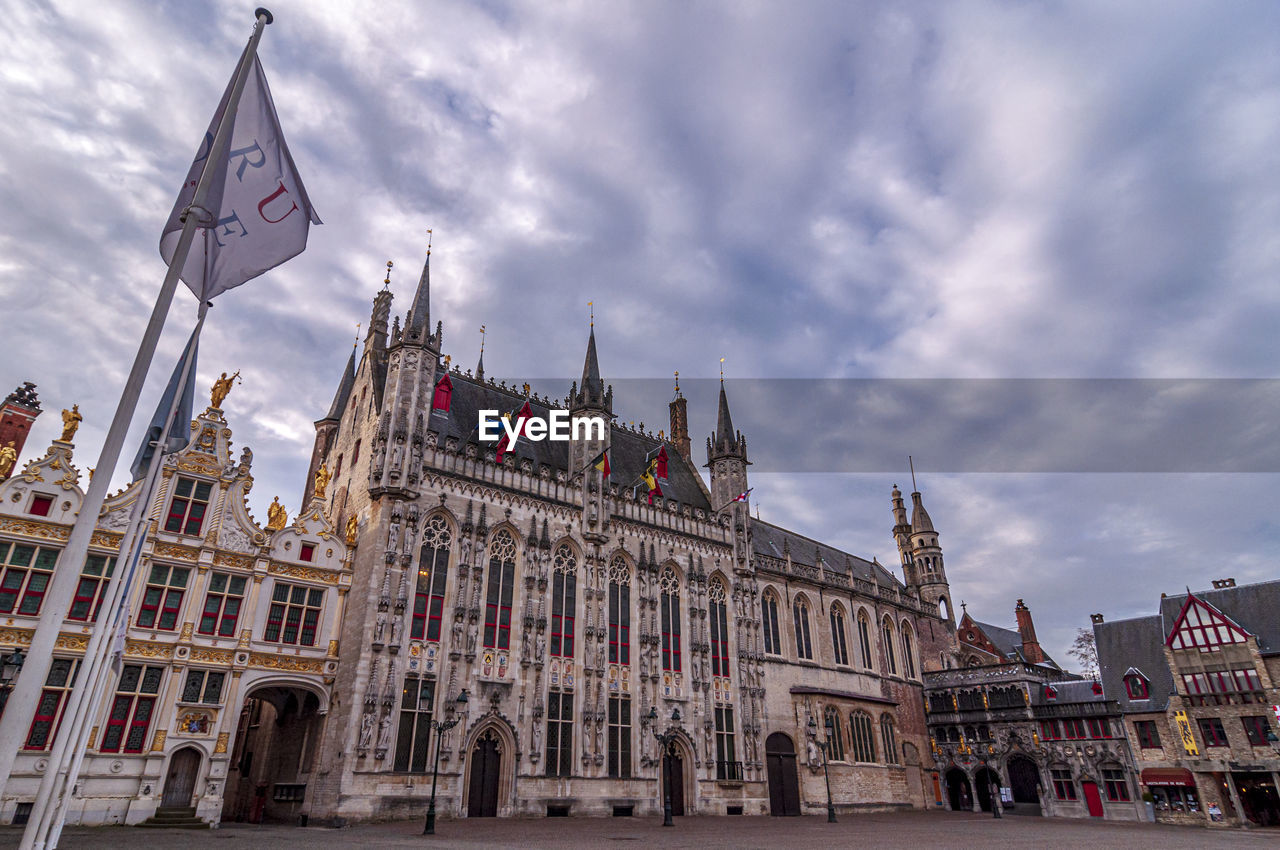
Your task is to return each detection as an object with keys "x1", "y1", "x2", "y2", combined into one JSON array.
[{"x1": 3, "y1": 811, "x2": 1276, "y2": 849}]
